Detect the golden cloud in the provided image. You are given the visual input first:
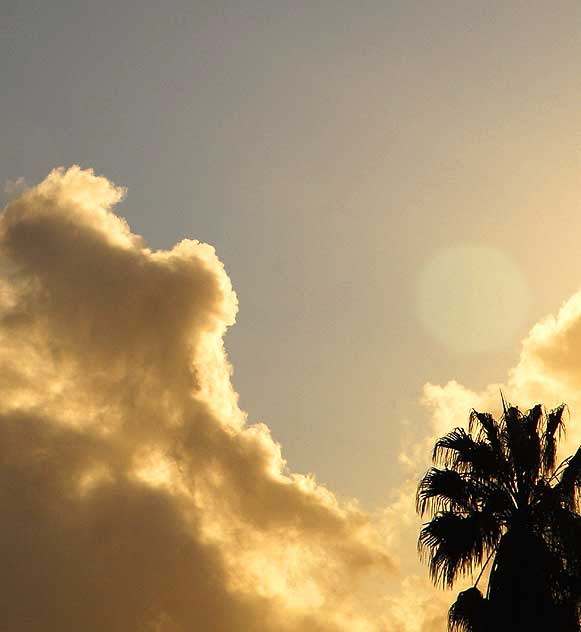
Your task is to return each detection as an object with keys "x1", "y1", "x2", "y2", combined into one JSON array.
[
  {"x1": 0, "y1": 167, "x2": 396, "y2": 632},
  {"x1": 423, "y1": 289, "x2": 581, "y2": 459}
]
